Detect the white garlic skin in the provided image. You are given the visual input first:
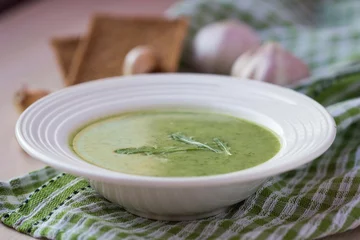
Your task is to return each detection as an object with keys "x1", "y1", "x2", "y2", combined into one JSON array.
[
  {"x1": 192, "y1": 20, "x2": 261, "y2": 74},
  {"x1": 231, "y1": 42, "x2": 310, "y2": 86},
  {"x1": 123, "y1": 46, "x2": 158, "y2": 75}
]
